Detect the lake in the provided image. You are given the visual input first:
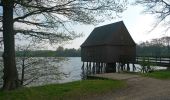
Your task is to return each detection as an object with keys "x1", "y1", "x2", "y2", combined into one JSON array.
[
  {"x1": 32, "y1": 57, "x2": 166, "y2": 86},
  {"x1": 0, "y1": 57, "x2": 167, "y2": 87}
]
